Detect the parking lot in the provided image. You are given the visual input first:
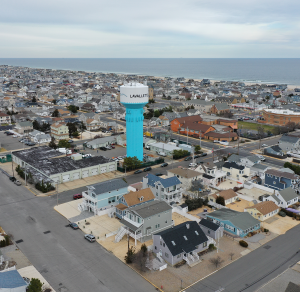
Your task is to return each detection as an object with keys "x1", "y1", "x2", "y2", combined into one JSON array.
[{"x1": 0, "y1": 131, "x2": 30, "y2": 151}]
